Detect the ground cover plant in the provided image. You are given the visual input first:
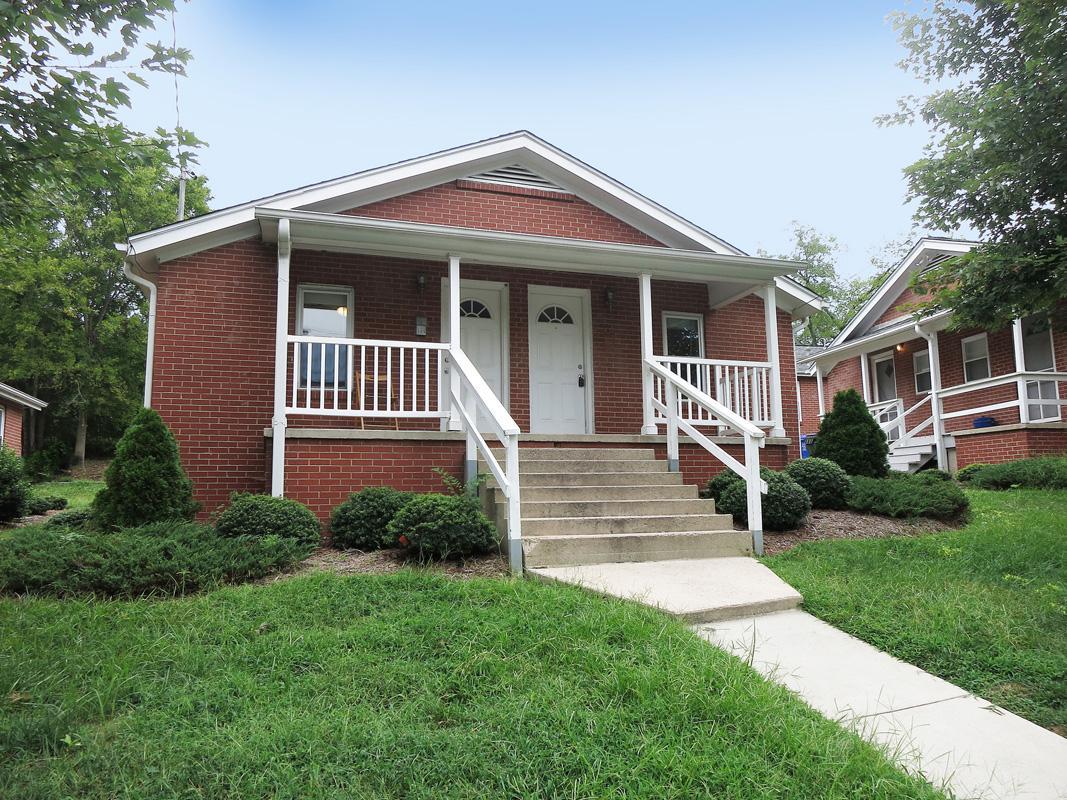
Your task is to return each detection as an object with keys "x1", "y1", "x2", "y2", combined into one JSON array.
[
  {"x1": 0, "y1": 571, "x2": 945, "y2": 798},
  {"x1": 768, "y1": 489, "x2": 1067, "y2": 732},
  {"x1": 967, "y1": 455, "x2": 1067, "y2": 491},
  {"x1": 846, "y1": 473, "x2": 969, "y2": 521}
]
